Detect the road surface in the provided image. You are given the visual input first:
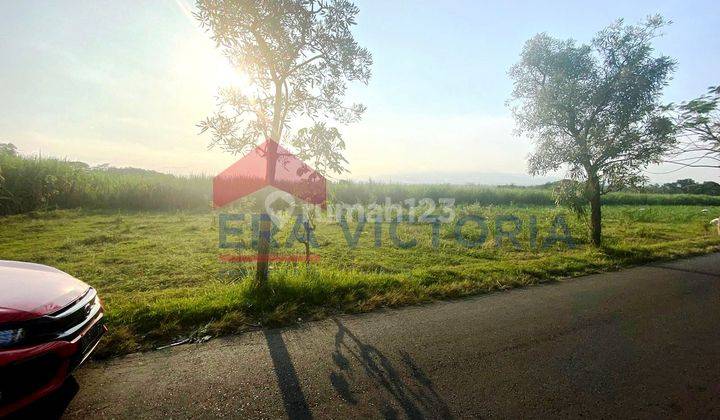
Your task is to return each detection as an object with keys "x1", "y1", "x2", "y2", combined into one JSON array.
[{"x1": 36, "y1": 254, "x2": 720, "y2": 418}]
